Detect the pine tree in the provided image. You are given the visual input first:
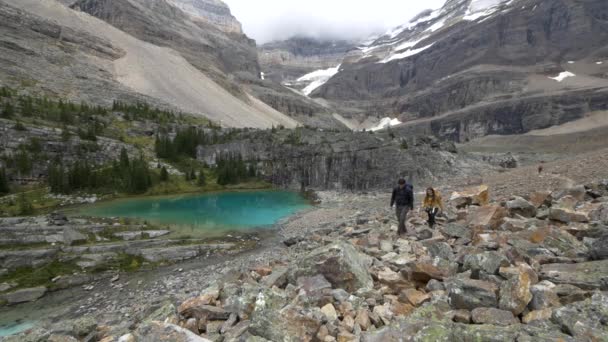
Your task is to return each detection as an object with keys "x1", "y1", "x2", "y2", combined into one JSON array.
[
  {"x1": 197, "y1": 169, "x2": 206, "y2": 186},
  {"x1": 1, "y1": 102, "x2": 14, "y2": 118},
  {"x1": 160, "y1": 166, "x2": 169, "y2": 182},
  {"x1": 18, "y1": 194, "x2": 34, "y2": 216},
  {"x1": 0, "y1": 168, "x2": 10, "y2": 195}
]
